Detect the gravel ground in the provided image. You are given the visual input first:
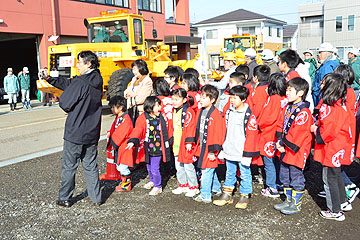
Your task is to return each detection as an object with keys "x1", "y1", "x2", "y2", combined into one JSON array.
[{"x1": 1, "y1": 140, "x2": 360, "y2": 239}]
